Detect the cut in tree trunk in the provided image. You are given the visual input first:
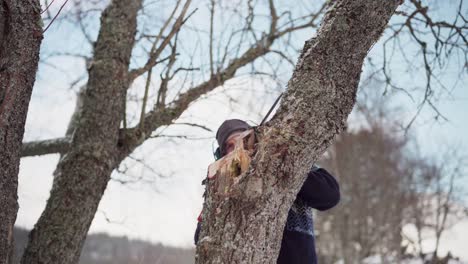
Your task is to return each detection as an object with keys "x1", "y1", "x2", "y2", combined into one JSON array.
[
  {"x1": 206, "y1": 129, "x2": 256, "y2": 197},
  {"x1": 0, "y1": 0, "x2": 43, "y2": 263},
  {"x1": 20, "y1": 0, "x2": 142, "y2": 263},
  {"x1": 195, "y1": 0, "x2": 401, "y2": 263}
]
